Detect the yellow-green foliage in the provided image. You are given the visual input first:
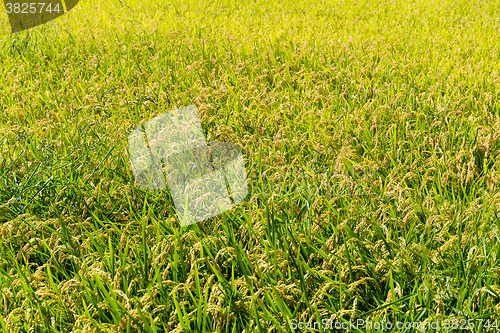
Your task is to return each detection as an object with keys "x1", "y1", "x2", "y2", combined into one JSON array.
[{"x1": 1, "y1": 0, "x2": 500, "y2": 331}]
